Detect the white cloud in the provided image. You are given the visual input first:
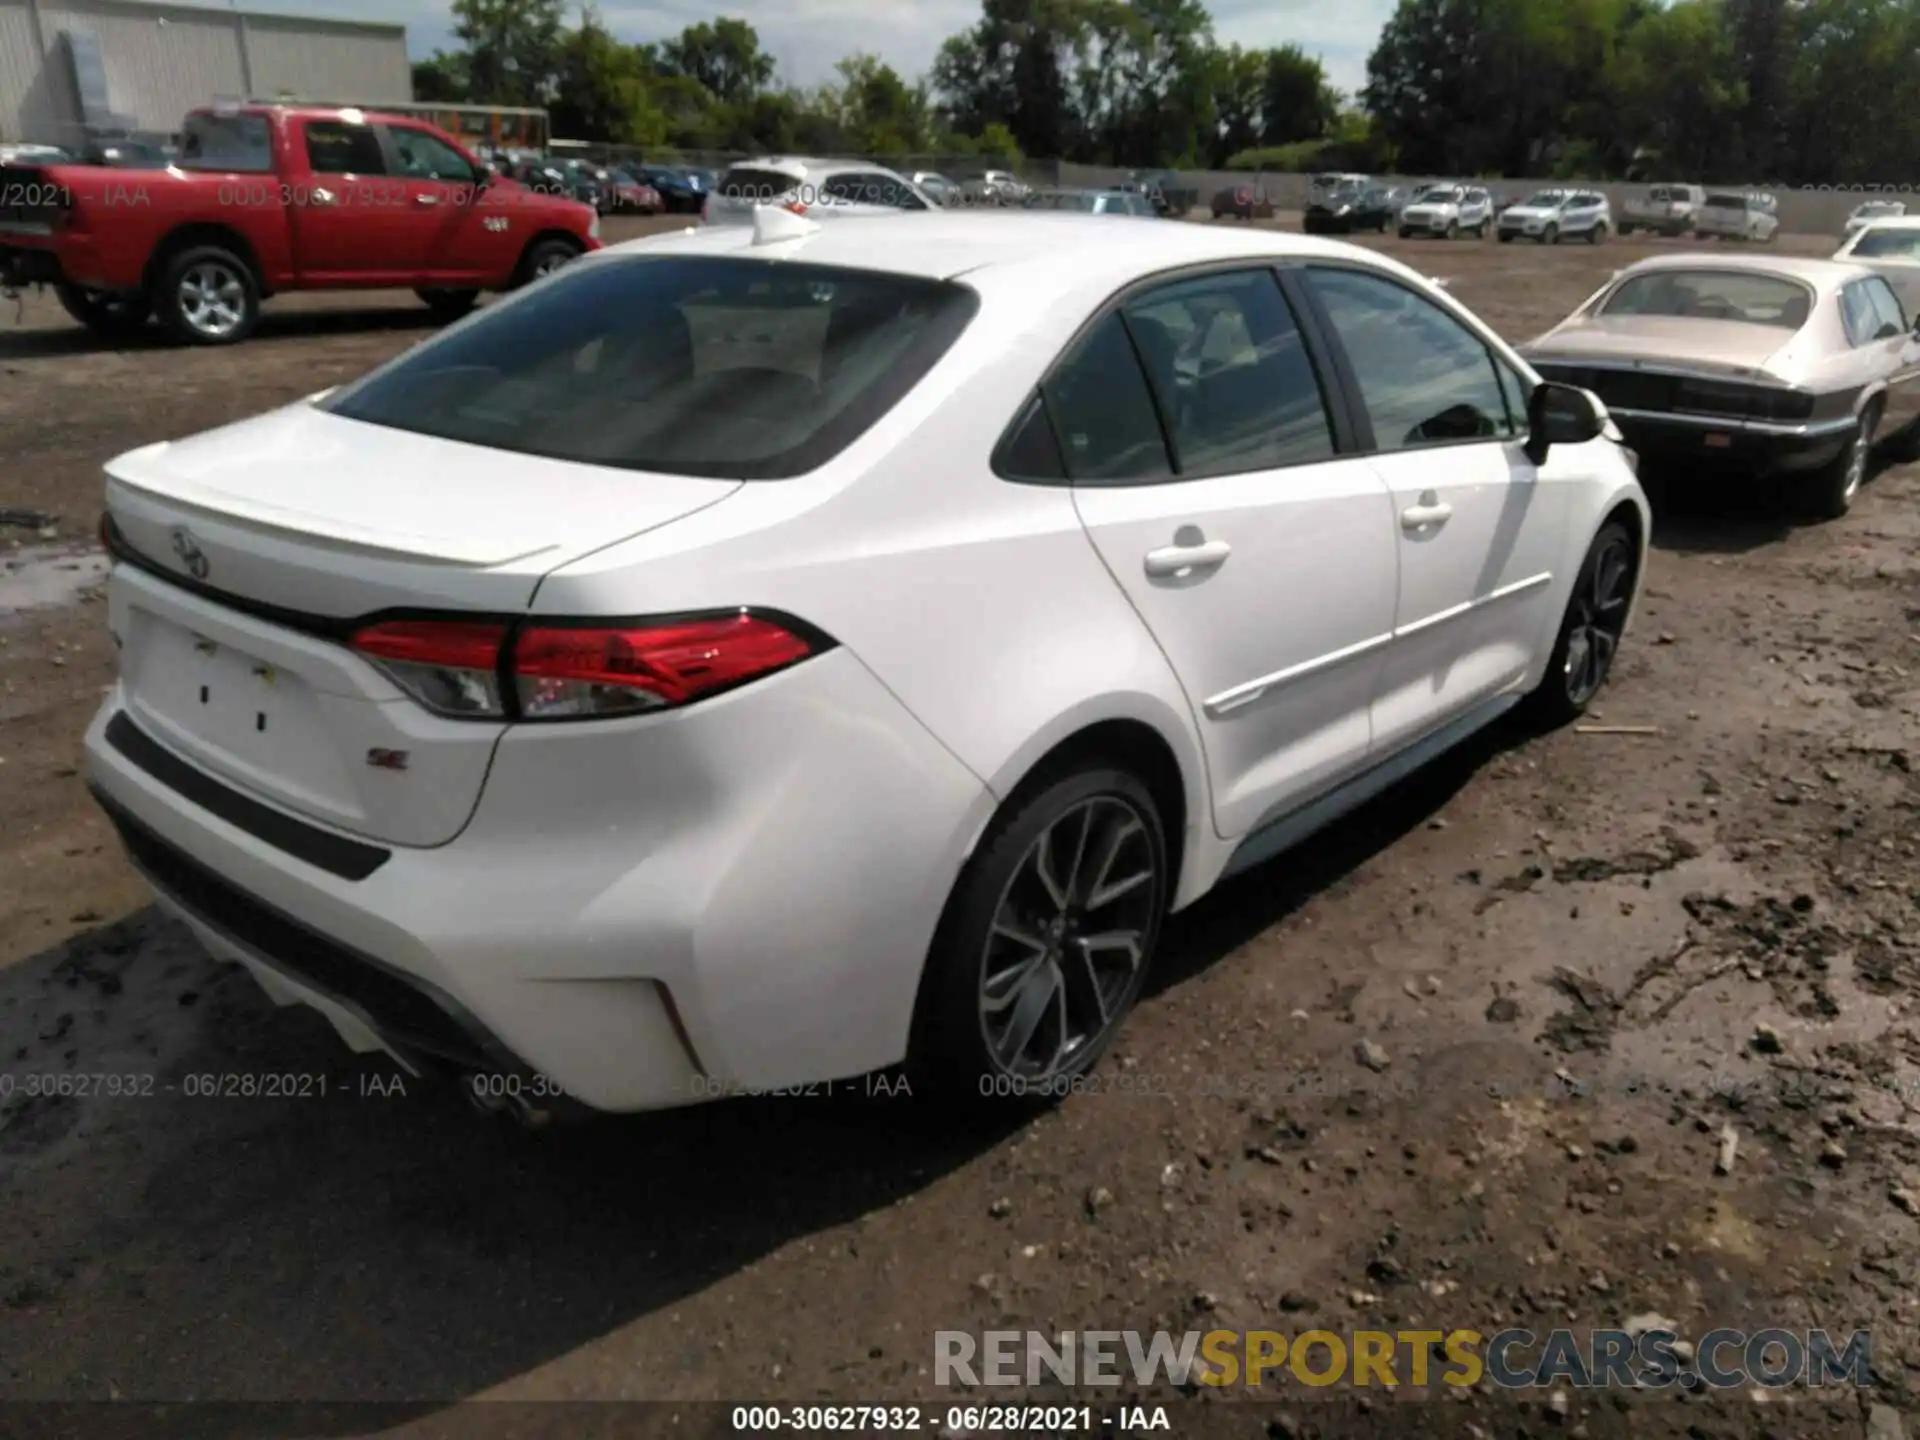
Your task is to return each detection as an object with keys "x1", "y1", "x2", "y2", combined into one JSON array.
[{"x1": 250, "y1": 0, "x2": 1388, "y2": 97}]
